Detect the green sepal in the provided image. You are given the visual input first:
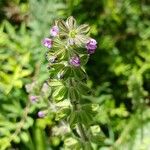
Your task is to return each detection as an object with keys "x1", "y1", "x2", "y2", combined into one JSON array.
[
  {"x1": 57, "y1": 19, "x2": 69, "y2": 36},
  {"x1": 53, "y1": 37, "x2": 66, "y2": 48},
  {"x1": 77, "y1": 82, "x2": 91, "y2": 95},
  {"x1": 90, "y1": 135, "x2": 105, "y2": 146},
  {"x1": 48, "y1": 63, "x2": 65, "y2": 78},
  {"x1": 68, "y1": 111, "x2": 78, "y2": 128},
  {"x1": 58, "y1": 66, "x2": 73, "y2": 80},
  {"x1": 73, "y1": 68, "x2": 87, "y2": 80},
  {"x1": 77, "y1": 104, "x2": 99, "y2": 125},
  {"x1": 46, "y1": 48, "x2": 67, "y2": 62},
  {"x1": 47, "y1": 79, "x2": 64, "y2": 87},
  {"x1": 89, "y1": 125, "x2": 106, "y2": 145},
  {"x1": 80, "y1": 54, "x2": 89, "y2": 66},
  {"x1": 82, "y1": 142, "x2": 93, "y2": 150},
  {"x1": 52, "y1": 86, "x2": 68, "y2": 101},
  {"x1": 82, "y1": 104, "x2": 98, "y2": 116},
  {"x1": 78, "y1": 110, "x2": 92, "y2": 125},
  {"x1": 55, "y1": 107, "x2": 71, "y2": 121},
  {"x1": 66, "y1": 16, "x2": 77, "y2": 30},
  {"x1": 64, "y1": 137, "x2": 81, "y2": 150},
  {"x1": 51, "y1": 63, "x2": 65, "y2": 70},
  {"x1": 64, "y1": 67, "x2": 73, "y2": 79},
  {"x1": 68, "y1": 87, "x2": 81, "y2": 102},
  {"x1": 55, "y1": 49, "x2": 67, "y2": 60}
]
